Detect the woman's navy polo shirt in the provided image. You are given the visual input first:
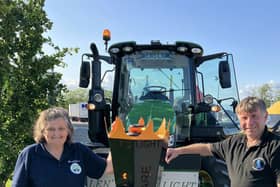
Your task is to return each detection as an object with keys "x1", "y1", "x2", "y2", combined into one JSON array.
[{"x1": 12, "y1": 142, "x2": 106, "y2": 187}]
